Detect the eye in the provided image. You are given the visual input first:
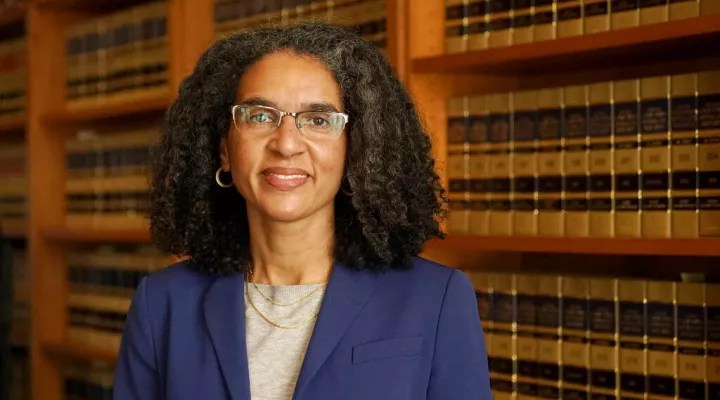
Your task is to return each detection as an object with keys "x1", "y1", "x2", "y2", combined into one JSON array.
[
  {"x1": 249, "y1": 112, "x2": 274, "y2": 123},
  {"x1": 310, "y1": 116, "x2": 329, "y2": 127}
]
